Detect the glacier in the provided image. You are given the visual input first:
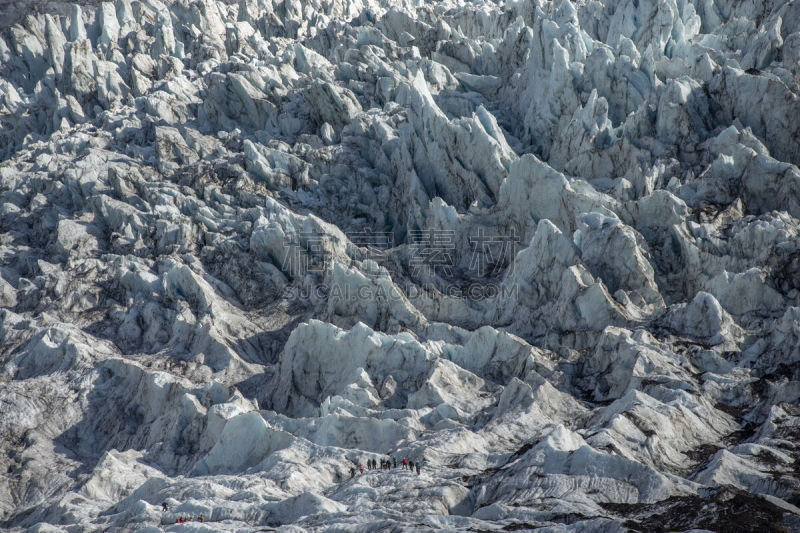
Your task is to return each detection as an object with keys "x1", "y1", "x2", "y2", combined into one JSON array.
[{"x1": 1, "y1": 0, "x2": 800, "y2": 530}]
